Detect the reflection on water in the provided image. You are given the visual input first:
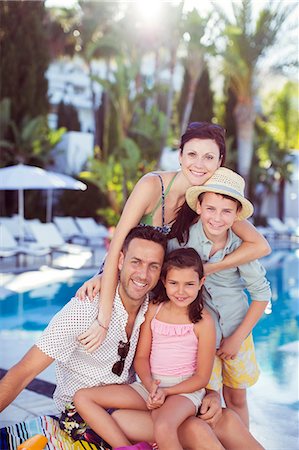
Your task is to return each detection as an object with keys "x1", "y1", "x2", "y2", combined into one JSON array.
[{"x1": 253, "y1": 250, "x2": 299, "y2": 403}]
